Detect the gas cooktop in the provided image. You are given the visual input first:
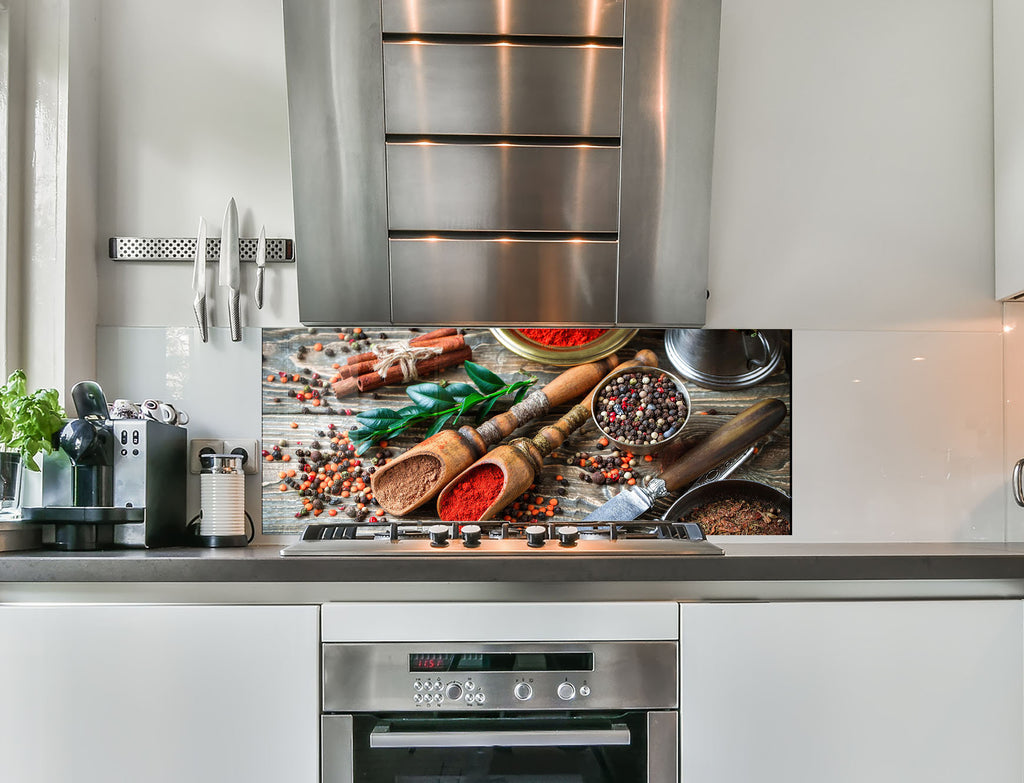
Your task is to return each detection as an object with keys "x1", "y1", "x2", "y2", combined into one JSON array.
[{"x1": 280, "y1": 520, "x2": 723, "y2": 556}]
